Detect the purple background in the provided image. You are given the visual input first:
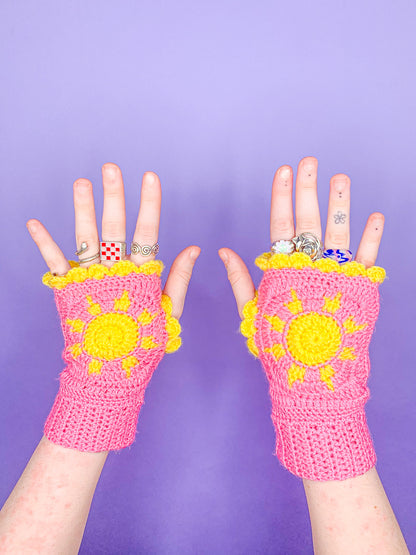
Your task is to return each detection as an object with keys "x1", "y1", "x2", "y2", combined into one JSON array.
[{"x1": 1, "y1": 1, "x2": 415, "y2": 552}]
